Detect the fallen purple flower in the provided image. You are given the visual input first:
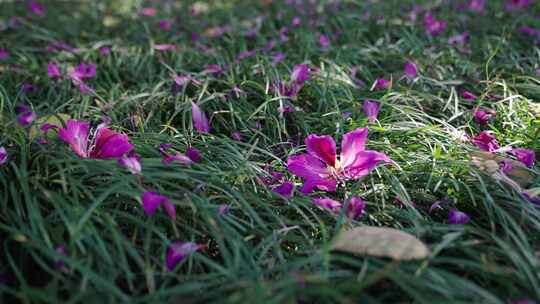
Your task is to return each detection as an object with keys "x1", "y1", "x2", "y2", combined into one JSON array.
[
  {"x1": 312, "y1": 198, "x2": 342, "y2": 212},
  {"x1": 404, "y1": 62, "x2": 418, "y2": 79},
  {"x1": 461, "y1": 90, "x2": 477, "y2": 100},
  {"x1": 473, "y1": 107, "x2": 495, "y2": 125},
  {"x1": 0, "y1": 147, "x2": 7, "y2": 165},
  {"x1": 47, "y1": 62, "x2": 61, "y2": 79},
  {"x1": 154, "y1": 44, "x2": 177, "y2": 51},
  {"x1": 448, "y1": 31, "x2": 470, "y2": 45},
  {"x1": 471, "y1": 131, "x2": 500, "y2": 152},
  {"x1": 118, "y1": 152, "x2": 142, "y2": 174},
  {"x1": 448, "y1": 208, "x2": 470, "y2": 224},
  {"x1": 363, "y1": 100, "x2": 381, "y2": 123},
  {"x1": 166, "y1": 242, "x2": 201, "y2": 271},
  {"x1": 346, "y1": 196, "x2": 366, "y2": 220},
  {"x1": 29, "y1": 1, "x2": 44, "y2": 17},
  {"x1": 191, "y1": 102, "x2": 210, "y2": 133},
  {"x1": 512, "y1": 148, "x2": 536, "y2": 168},
  {"x1": 424, "y1": 14, "x2": 446, "y2": 36},
  {"x1": 186, "y1": 147, "x2": 201, "y2": 163},
  {"x1": 0, "y1": 49, "x2": 9, "y2": 60},
  {"x1": 141, "y1": 191, "x2": 175, "y2": 219}
]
